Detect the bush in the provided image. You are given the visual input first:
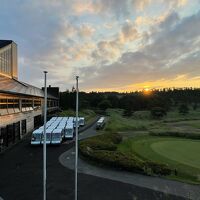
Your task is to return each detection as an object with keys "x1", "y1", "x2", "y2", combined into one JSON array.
[
  {"x1": 79, "y1": 133, "x2": 172, "y2": 176},
  {"x1": 106, "y1": 133, "x2": 122, "y2": 144},
  {"x1": 179, "y1": 104, "x2": 189, "y2": 115},
  {"x1": 80, "y1": 140, "x2": 117, "y2": 151},
  {"x1": 144, "y1": 161, "x2": 172, "y2": 176},
  {"x1": 98, "y1": 100, "x2": 112, "y2": 110},
  {"x1": 151, "y1": 107, "x2": 166, "y2": 119},
  {"x1": 79, "y1": 147, "x2": 145, "y2": 173},
  {"x1": 79, "y1": 133, "x2": 122, "y2": 151},
  {"x1": 149, "y1": 131, "x2": 200, "y2": 140}
]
